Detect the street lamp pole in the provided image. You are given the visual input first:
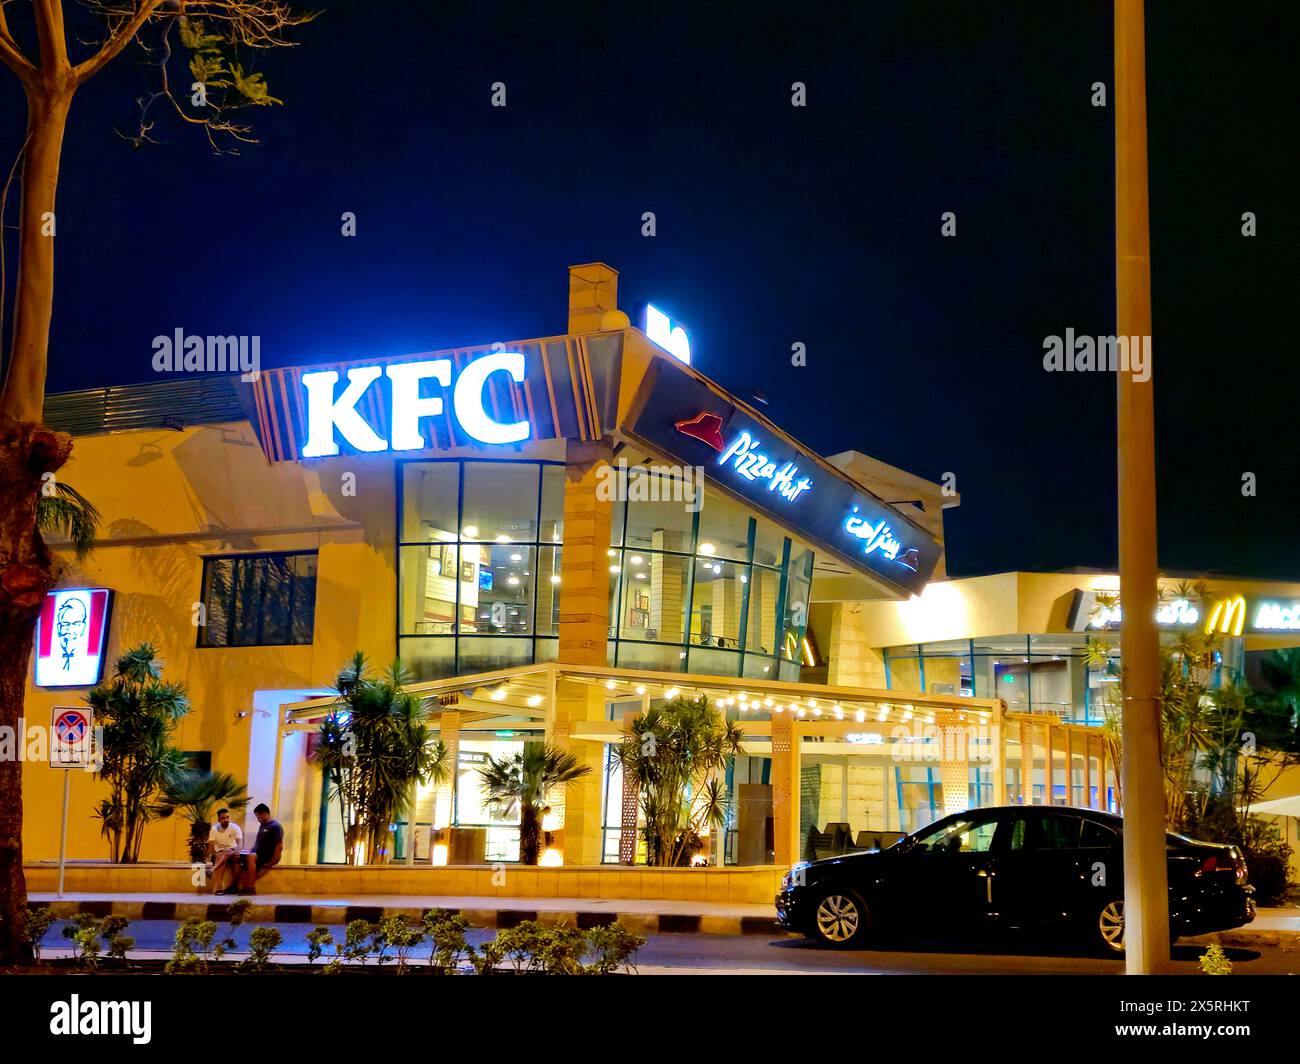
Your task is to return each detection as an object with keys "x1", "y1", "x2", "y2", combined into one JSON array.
[{"x1": 1114, "y1": 0, "x2": 1169, "y2": 974}]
